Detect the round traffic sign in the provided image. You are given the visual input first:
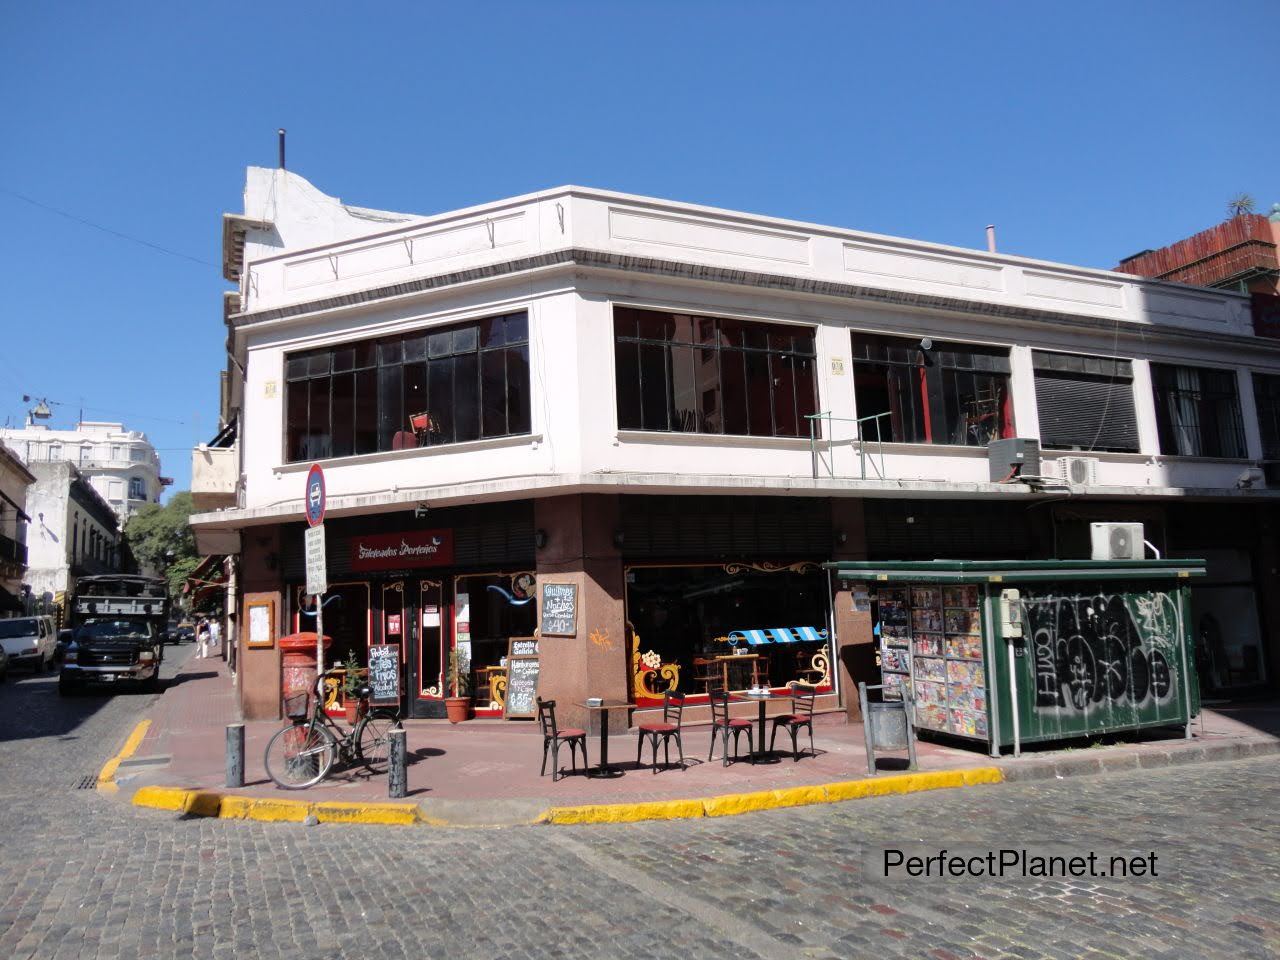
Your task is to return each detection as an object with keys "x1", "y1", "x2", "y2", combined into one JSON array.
[{"x1": 305, "y1": 464, "x2": 326, "y2": 527}]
